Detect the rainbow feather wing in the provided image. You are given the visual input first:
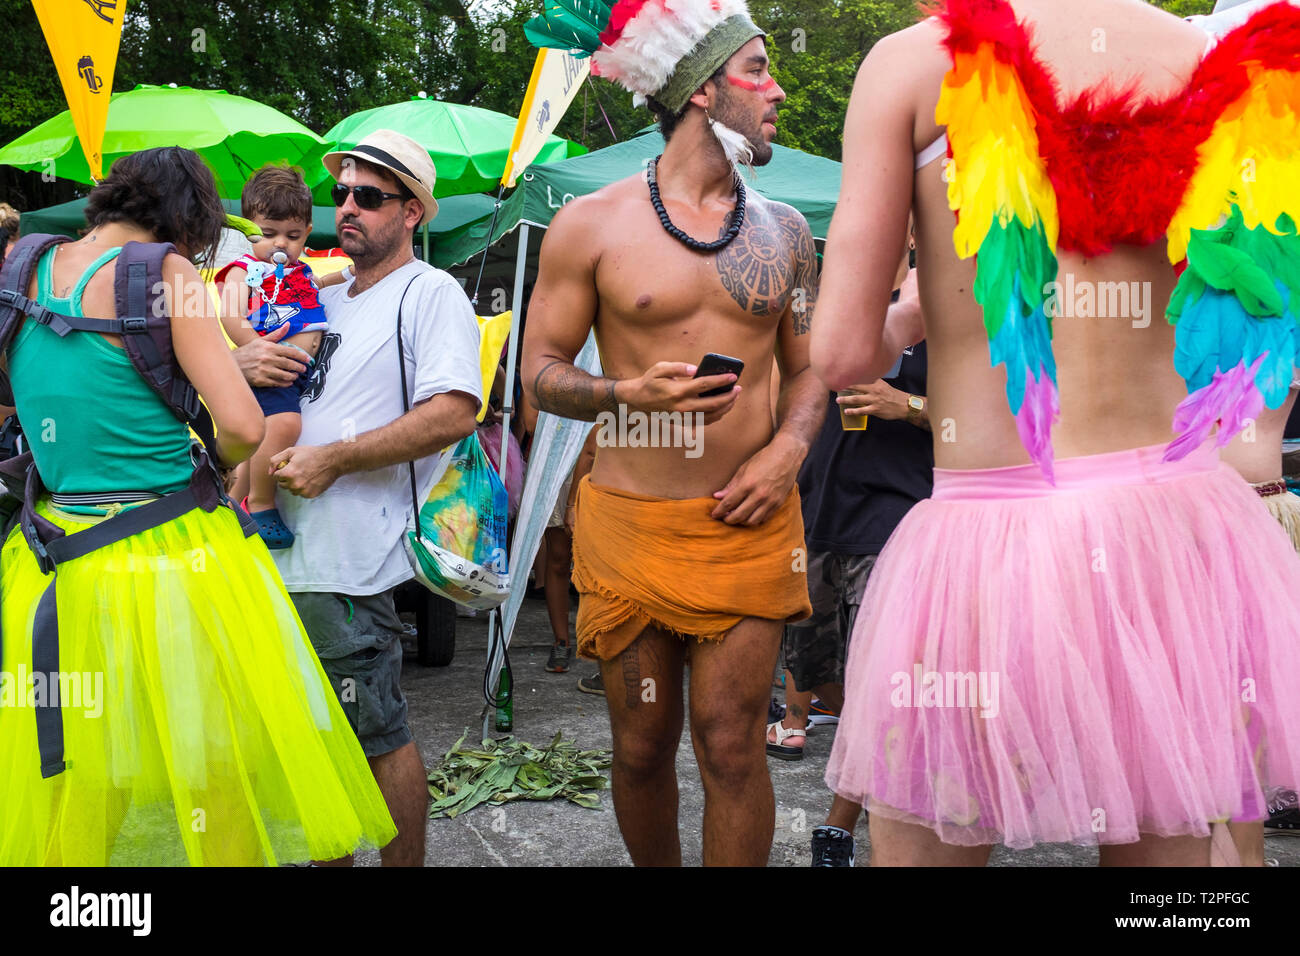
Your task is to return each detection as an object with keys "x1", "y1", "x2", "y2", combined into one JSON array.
[
  {"x1": 938, "y1": 41, "x2": 1061, "y2": 480},
  {"x1": 1164, "y1": 41, "x2": 1300, "y2": 461}
]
